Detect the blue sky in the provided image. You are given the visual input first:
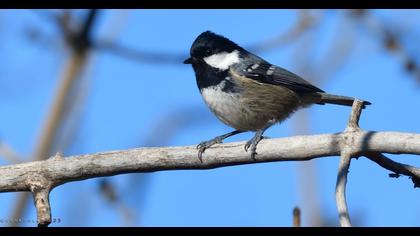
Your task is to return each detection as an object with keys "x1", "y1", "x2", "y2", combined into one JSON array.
[{"x1": 0, "y1": 9, "x2": 419, "y2": 226}]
